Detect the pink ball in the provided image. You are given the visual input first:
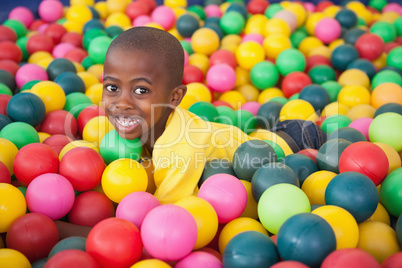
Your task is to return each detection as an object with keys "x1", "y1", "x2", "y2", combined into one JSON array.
[
  {"x1": 348, "y1": 117, "x2": 373, "y2": 141},
  {"x1": 303, "y1": 2, "x2": 316, "y2": 13},
  {"x1": 197, "y1": 174, "x2": 247, "y2": 223},
  {"x1": 37, "y1": 23, "x2": 49, "y2": 34},
  {"x1": 206, "y1": 64, "x2": 236, "y2": 93},
  {"x1": 52, "y1": 42, "x2": 76, "y2": 58},
  {"x1": 38, "y1": 0, "x2": 64, "y2": 23},
  {"x1": 141, "y1": 204, "x2": 198, "y2": 261},
  {"x1": 116, "y1": 191, "x2": 160, "y2": 230},
  {"x1": 383, "y1": 252, "x2": 402, "y2": 268},
  {"x1": 15, "y1": 63, "x2": 48, "y2": 89},
  {"x1": 151, "y1": 6, "x2": 176, "y2": 30},
  {"x1": 9, "y1": 7, "x2": 34, "y2": 27},
  {"x1": 315, "y1": 18, "x2": 341, "y2": 44},
  {"x1": 175, "y1": 251, "x2": 223, "y2": 268},
  {"x1": 383, "y1": 3, "x2": 401, "y2": 15},
  {"x1": 241, "y1": 33, "x2": 264, "y2": 45},
  {"x1": 240, "y1": 101, "x2": 261, "y2": 116},
  {"x1": 205, "y1": 5, "x2": 222, "y2": 18},
  {"x1": 26, "y1": 173, "x2": 75, "y2": 220},
  {"x1": 133, "y1": 15, "x2": 152, "y2": 27},
  {"x1": 273, "y1": 10, "x2": 298, "y2": 32}
]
